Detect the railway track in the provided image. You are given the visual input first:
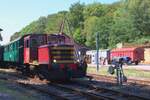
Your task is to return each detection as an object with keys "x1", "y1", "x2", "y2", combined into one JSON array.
[
  {"x1": 0, "y1": 69, "x2": 150, "y2": 100},
  {"x1": 0, "y1": 71, "x2": 92, "y2": 100},
  {"x1": 50, "y1": 80, "x2": 150, "y2": 100},
  {"x1": 0, "y1": 73, "x2": 86, "y2": 100},
  {"x1": 88, "y1": 73, "x2": 150, "y2": 85},
  {"x1": 0, "y1": 72, "x2": 118, "y2": 100}
]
